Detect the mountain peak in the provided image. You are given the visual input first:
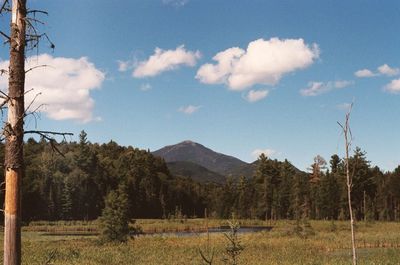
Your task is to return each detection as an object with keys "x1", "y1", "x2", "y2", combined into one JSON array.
[
  {"x1": 180, "y1": 140, "x2": 198, "y2": 146},
  {"x1": 152, "y1": 140, "x2": 248, "y2": 175}
]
